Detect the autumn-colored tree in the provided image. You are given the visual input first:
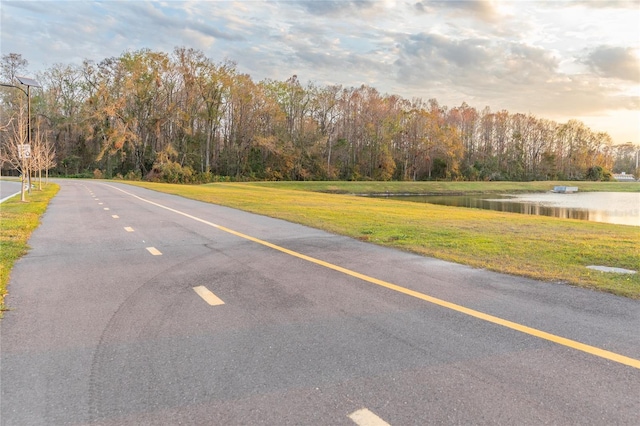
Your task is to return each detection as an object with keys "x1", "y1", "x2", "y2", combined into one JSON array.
[{"x1": 1, "y1": 48, "x2": 625, "y2": 183}]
